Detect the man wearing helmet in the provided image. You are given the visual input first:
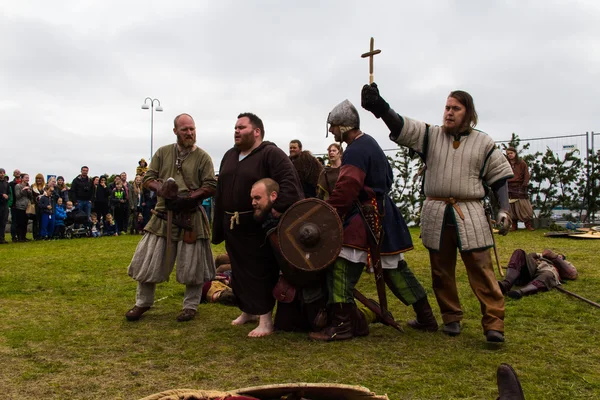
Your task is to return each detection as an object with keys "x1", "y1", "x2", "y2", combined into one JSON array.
[{"x1": 309, "y1": 100, "x2": 438, "y2": 342}]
